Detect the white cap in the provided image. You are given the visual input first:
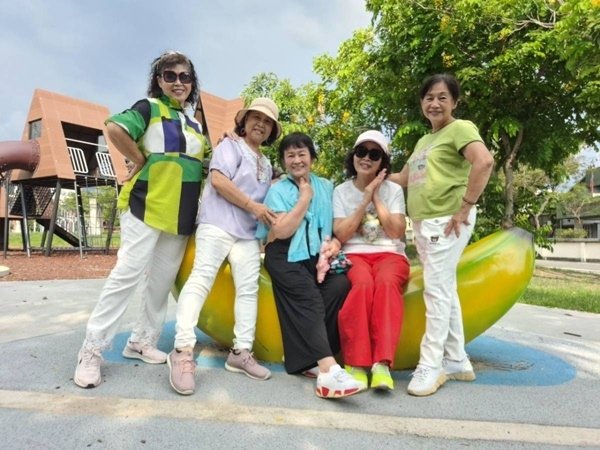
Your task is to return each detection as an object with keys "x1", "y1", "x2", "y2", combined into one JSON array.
[{"x1": 354, "y1": 130, "x2": 389, "y2": 154}]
